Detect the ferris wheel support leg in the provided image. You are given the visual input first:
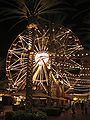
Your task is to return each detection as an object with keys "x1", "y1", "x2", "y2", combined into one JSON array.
[{"x1": 47, "y1": 71, "x2": 52, "y2": 106}]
